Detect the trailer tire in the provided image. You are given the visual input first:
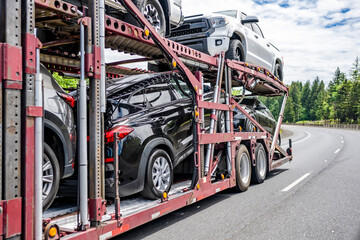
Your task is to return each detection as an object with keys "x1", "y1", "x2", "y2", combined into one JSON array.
[
  {"x1": 43, "y1": 143, "x2": 61, "y2": 211},
  {"x1": 235, "y1": 144, "x2": 251, "y2": 192},
  {"x1": 252, "y1": 143, "x2": 267, "y2": 184},
  {"x1": 142, "y1": 149, "x2": 173, "y2": 199}
]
